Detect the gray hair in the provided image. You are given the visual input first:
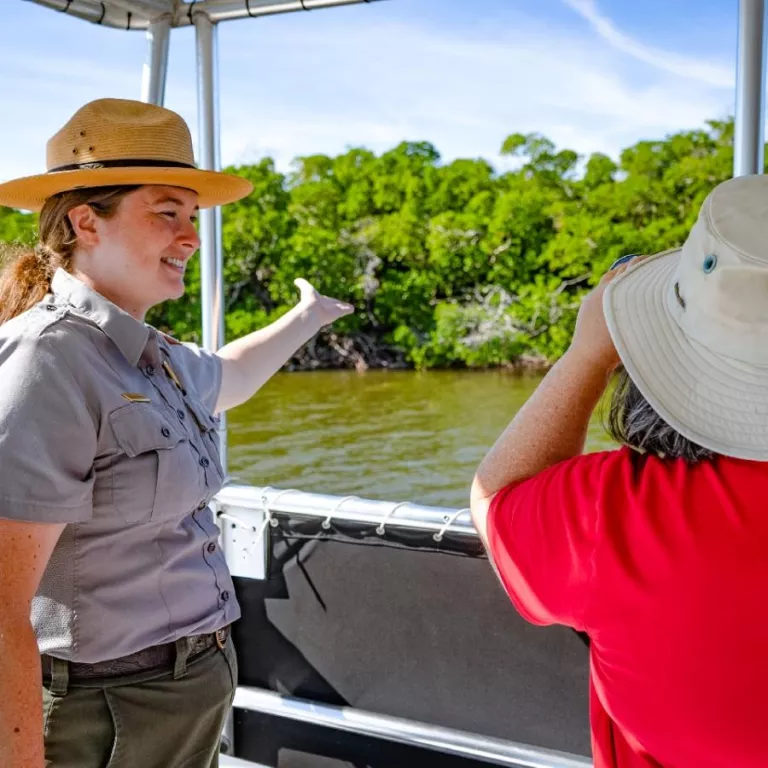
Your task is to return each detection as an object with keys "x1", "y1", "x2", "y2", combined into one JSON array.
[{"x1": 605, "y1": 368, "x2": 714, "y2": 463}]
